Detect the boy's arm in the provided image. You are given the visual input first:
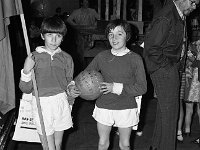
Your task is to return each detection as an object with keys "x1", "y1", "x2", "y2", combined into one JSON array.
[
  {"x1": 65, "y1": 55, "x2": 76, "y2": 106},
  {"x1": 19, "y1": 69, "x2": 33, "y2": 94},
  {"x1": 19, "y1": 54, "x2": 35, "y2": 94},
  {"x1": 114, "y1": 55, "x2": 147, "y2": 97},
  {"x1": 65, "y1": 55, "x2": 74, "y2": 83}
]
